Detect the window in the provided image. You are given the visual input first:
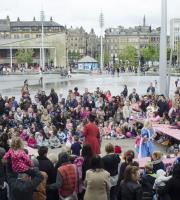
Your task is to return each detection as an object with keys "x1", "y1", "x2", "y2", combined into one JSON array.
[{"x1": 24, "y1": 34, "x2": 30, "y2": 38}]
